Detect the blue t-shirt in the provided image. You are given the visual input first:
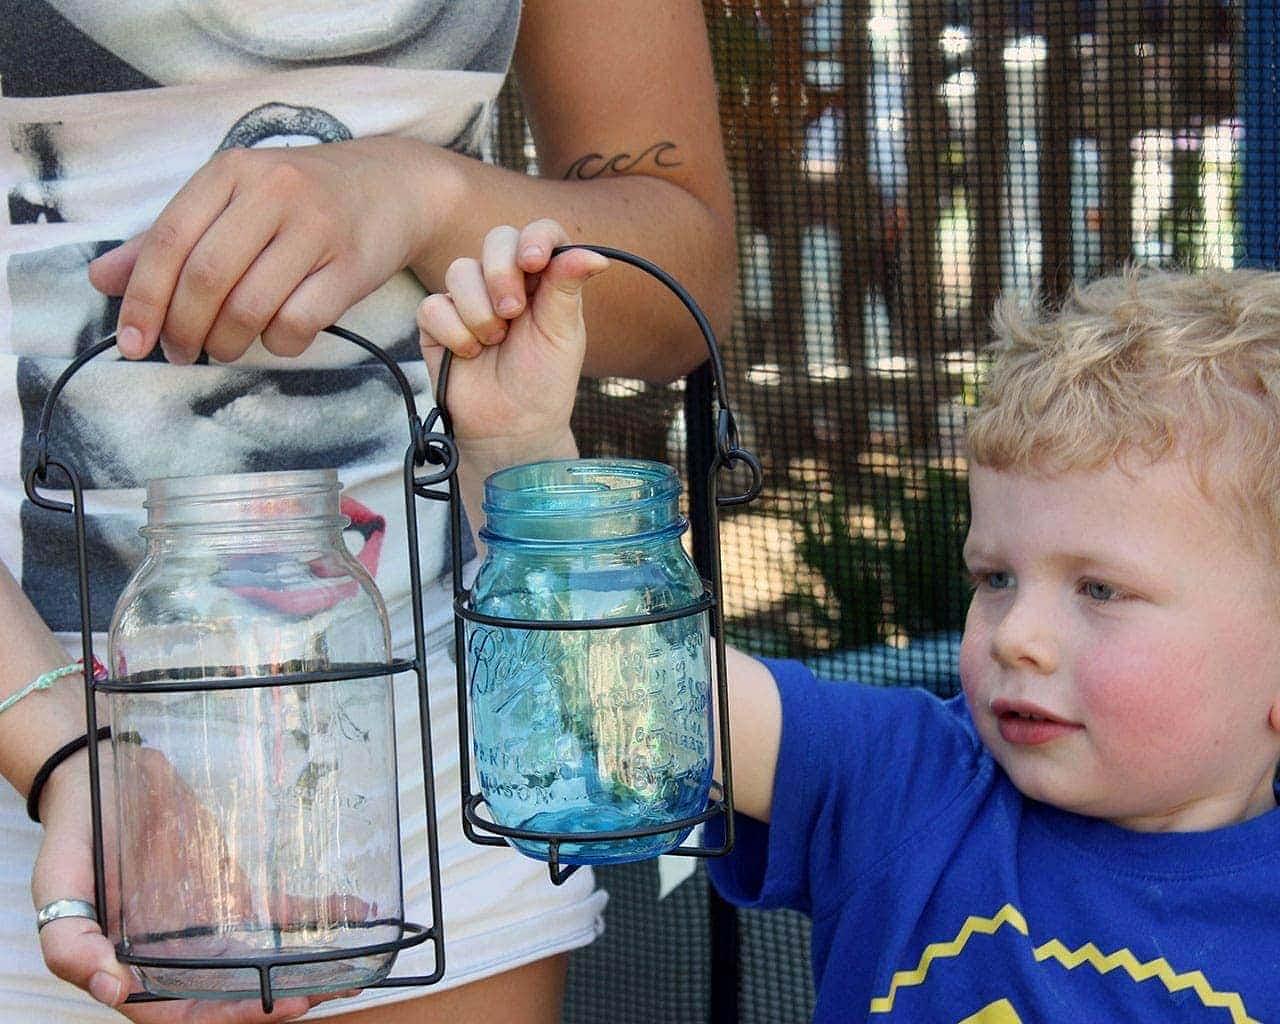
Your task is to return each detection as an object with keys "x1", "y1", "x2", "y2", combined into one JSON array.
[{"x1": 708, "y1": 660, "x2": 1280, "y2": 1022}]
